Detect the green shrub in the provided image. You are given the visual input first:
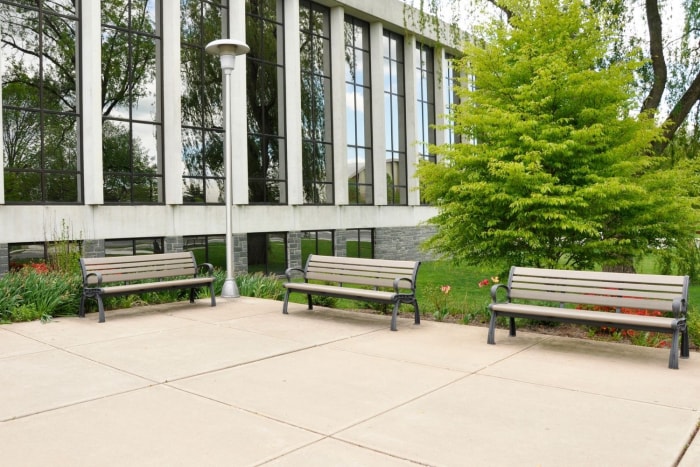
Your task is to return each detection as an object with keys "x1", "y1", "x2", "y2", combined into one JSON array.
[
  {"x1": 236, "y1": 272, "x2": 285, "y2": 300},
  {"x1": 0, "y1": 268, "x2": 81, "y2": 322}
]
